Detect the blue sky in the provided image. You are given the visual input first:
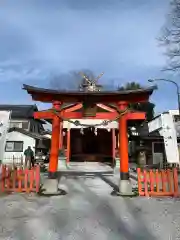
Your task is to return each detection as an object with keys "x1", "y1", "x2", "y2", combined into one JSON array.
[{"x1": 0, "y1": 0, "x2": 177, "y2": 113}]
